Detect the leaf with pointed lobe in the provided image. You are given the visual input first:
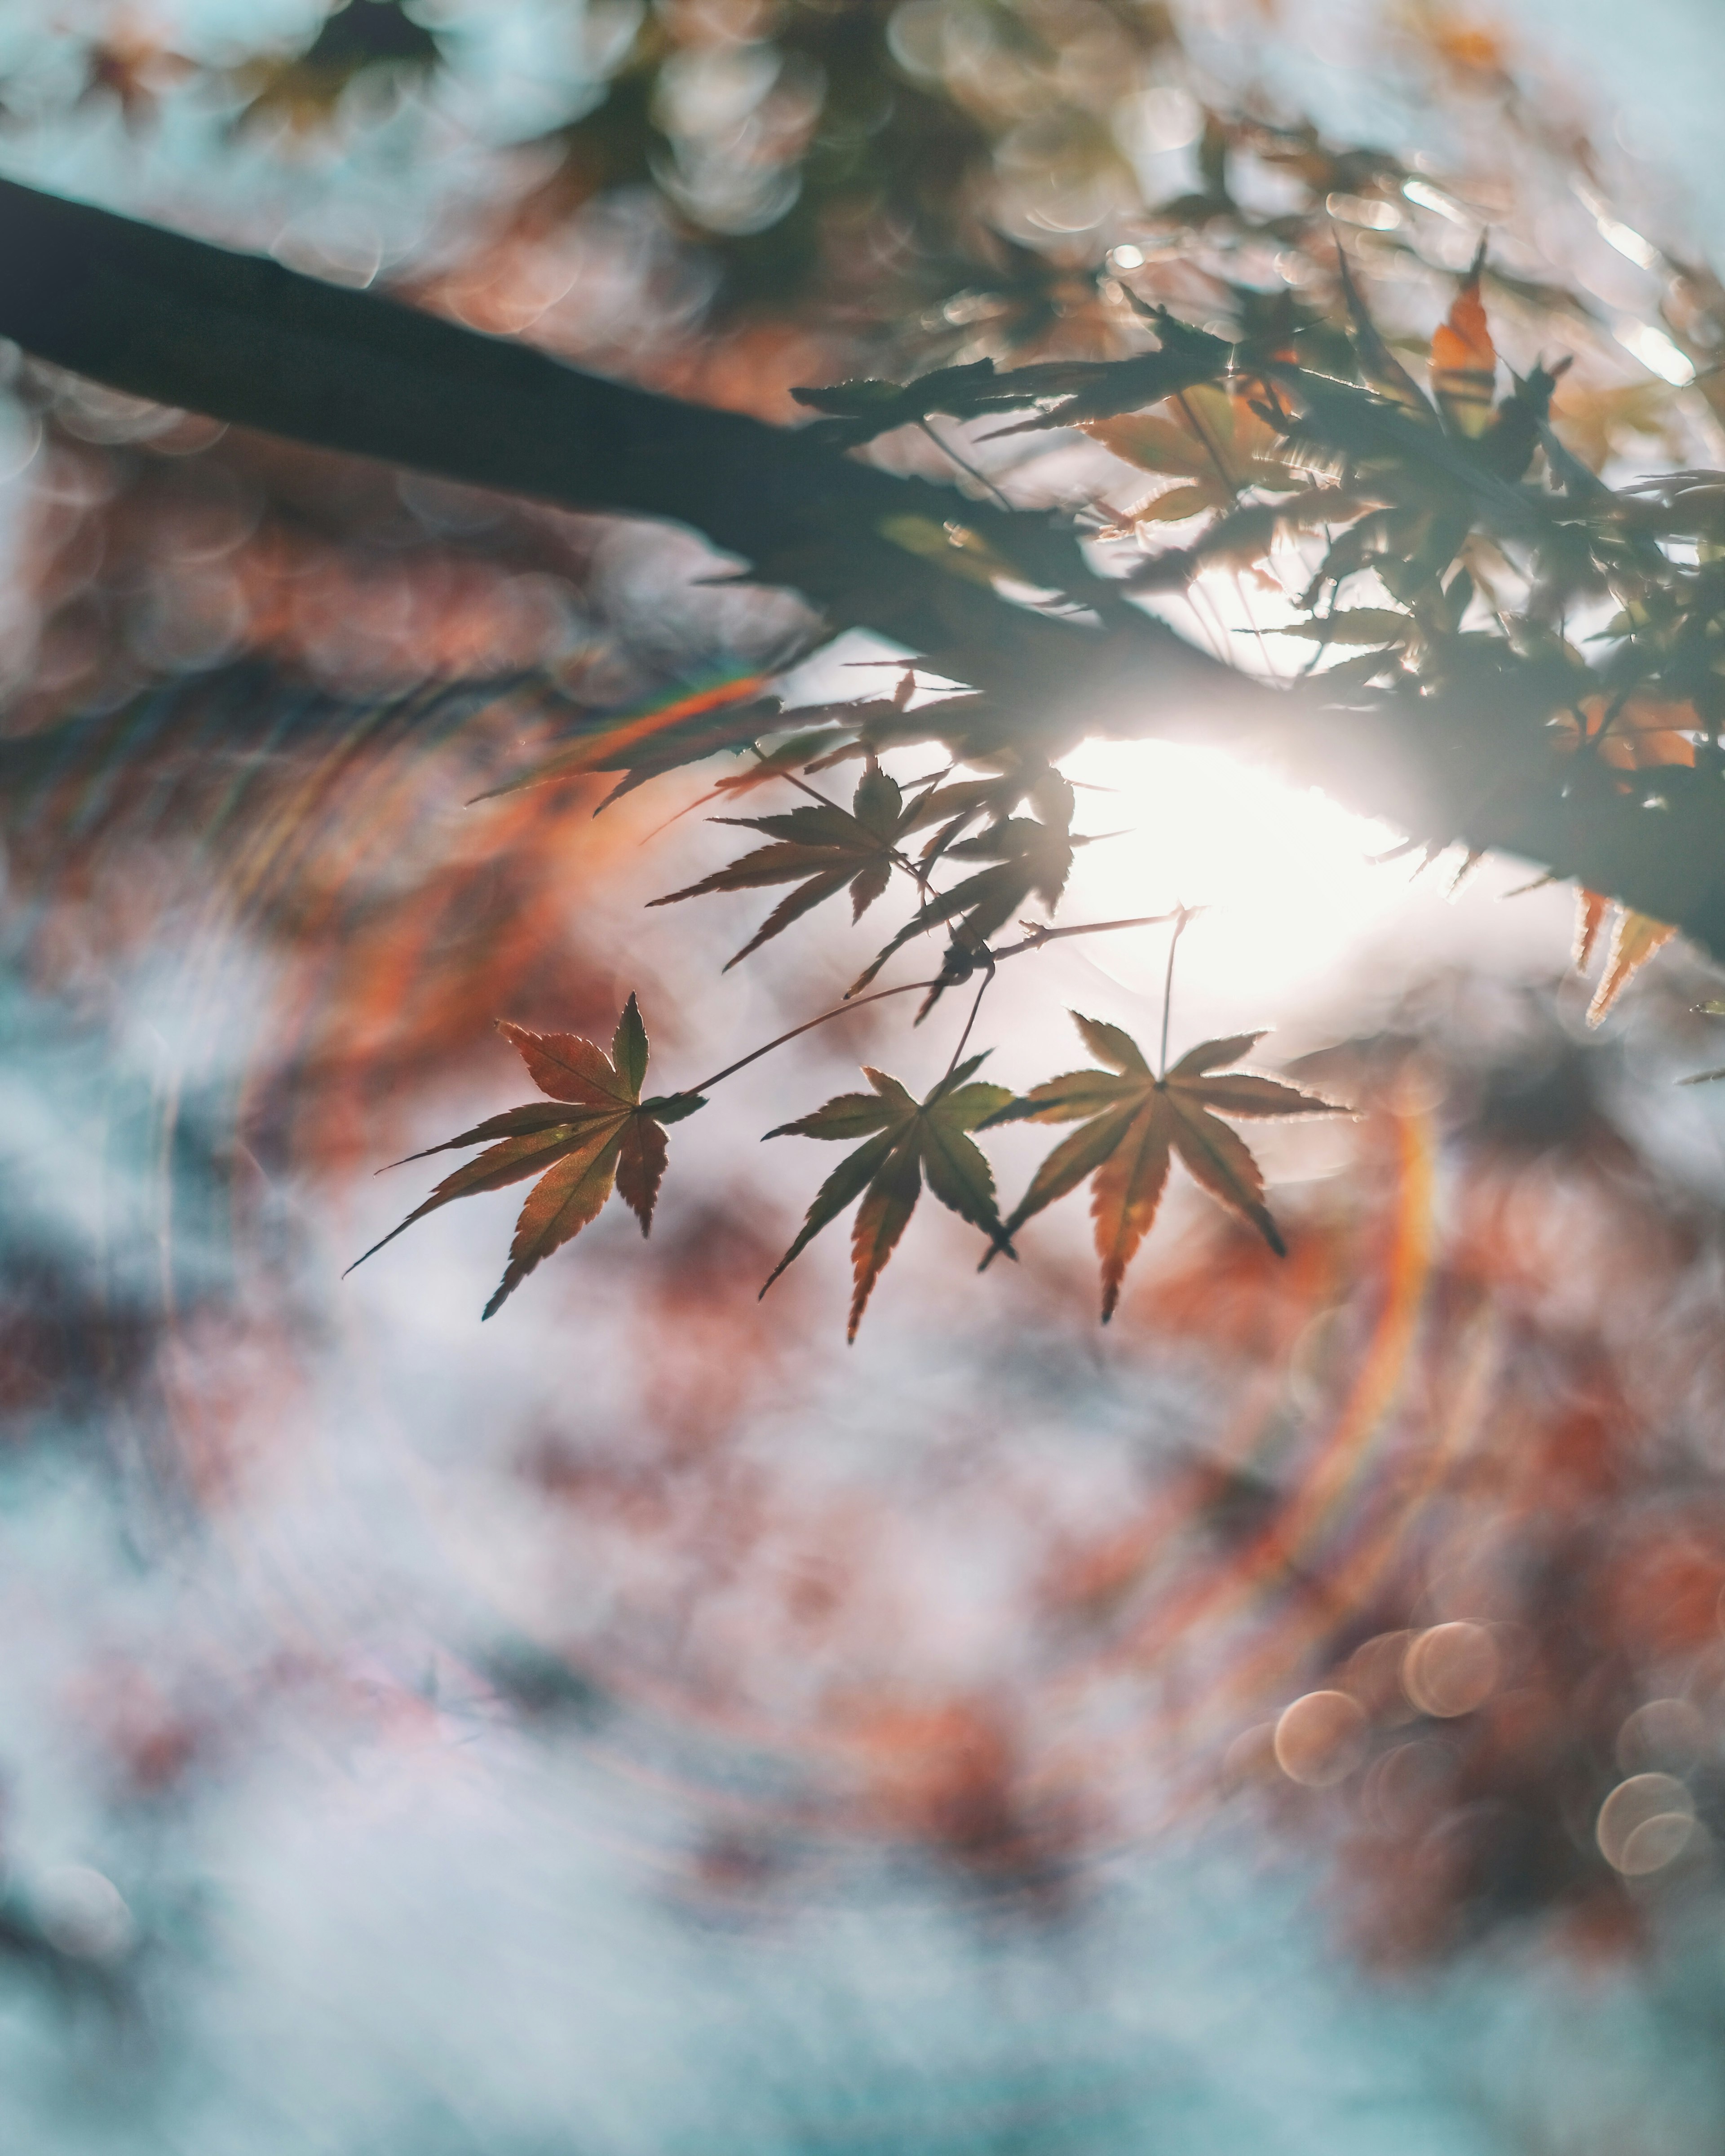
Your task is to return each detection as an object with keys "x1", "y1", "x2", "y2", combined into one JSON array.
[
  {"x1": 789, "y1": 359, "x2": 1000, "y2": 448},
  {"x1": 484, "y1": 1121, "x2": 629, "y2": 1318},
  {"x1": 348, "y1": 996, "x2": 699, "y2": 1317},
  {"x1": 650, "y1": 757, "x2": 932, "y2": 968},
  {"x1": 501, "y1": 1021, "x2": 637, "y2": 1108},
  {"x1": 980, "y1": 1016, "x2": 1345, "y2": 1321},
  {"x1": 1586, "y1": 909, "x2": 1676, "y2": 1027},
  {"x1": 847, "y1": 801, "x2": 1082, "y2": 998},
  {"x1": 1575, "y1": 888, "x2": 1609, "y2": 972},
  {"x1": 762, "y1": 1056, "x2": 1015, "y2": 1339},
  {"x1": 1430, "y1": 240, "x2": 1497, "y2": 438},
  {"x1": 1270, "y1": 610, "x2": 1416, "y2": 647},
  {"x1": 974, "y1": 316, "x2": 1236, "y2": 436}
]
